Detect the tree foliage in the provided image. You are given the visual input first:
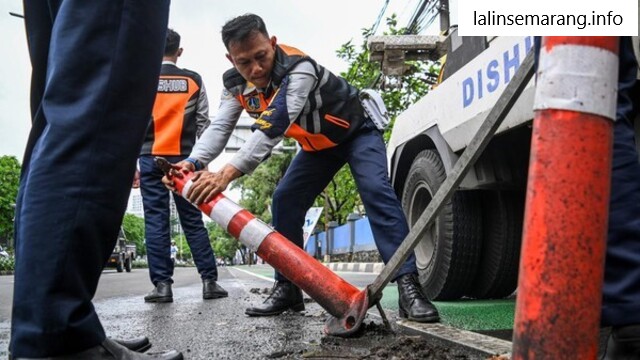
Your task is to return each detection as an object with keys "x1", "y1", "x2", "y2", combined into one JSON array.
[
  {"x1": 206, "y1": 221, "x2": 240, "y2": 262},
  {"x1": 122, "y1": 213, "x2": 146, "y2": 256},
  {"x1": 0, "y1": 156, "x2": 21, "y2": 249},
  {"x1": 230, "y1": 144, "x2": 294, "y2": 223}
]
